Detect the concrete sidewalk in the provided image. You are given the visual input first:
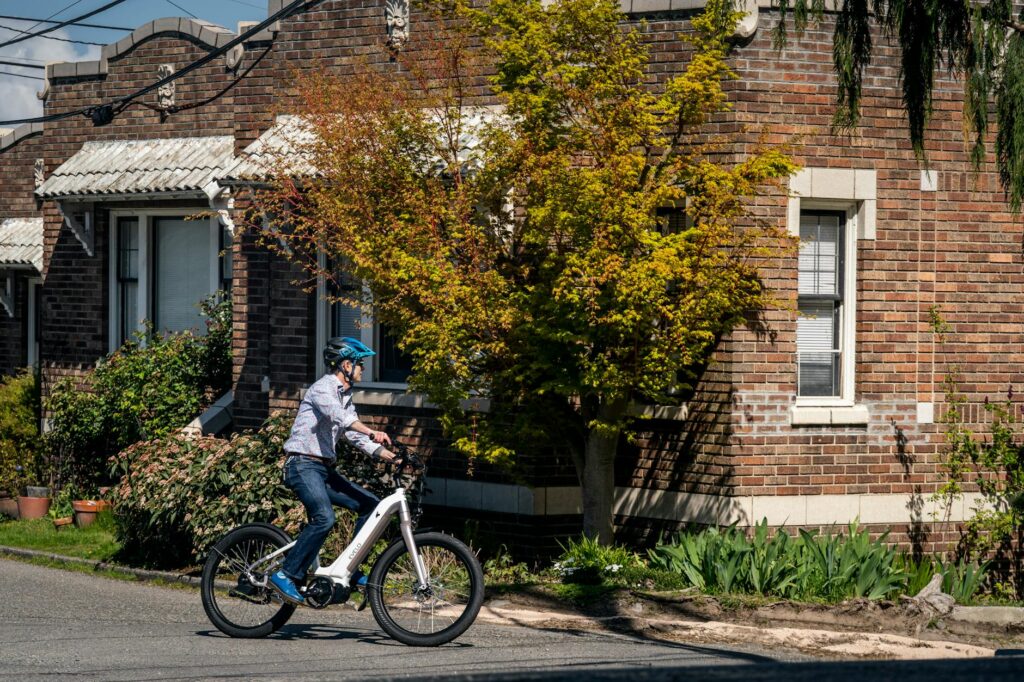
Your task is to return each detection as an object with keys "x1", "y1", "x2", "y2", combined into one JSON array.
[{"x1": 3, "y1": 543, "x2": 1023, "y2": 660}]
